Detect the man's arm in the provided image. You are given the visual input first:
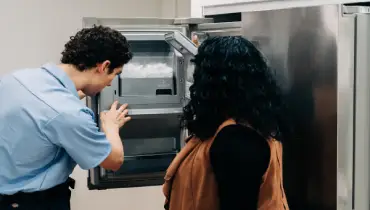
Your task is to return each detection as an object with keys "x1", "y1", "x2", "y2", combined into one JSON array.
[
  {"x1": 99, "y1": 128, "x2": 124, "y2": 171},
  {"x1": 42, "y1": 109, "x2": 124, "y2": 171}
]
